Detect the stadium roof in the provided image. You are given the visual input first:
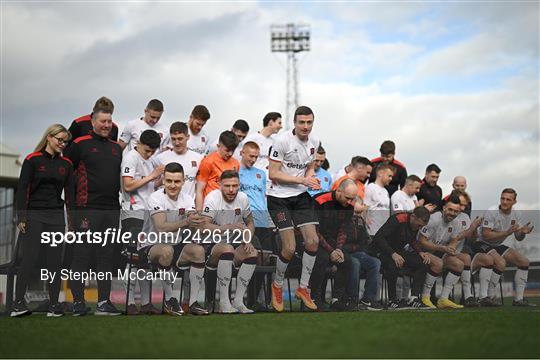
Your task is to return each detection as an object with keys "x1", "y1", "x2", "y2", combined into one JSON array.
[{"x1": 0, "y1": 143, "x2": 21, "y2": 186}]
